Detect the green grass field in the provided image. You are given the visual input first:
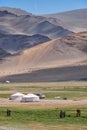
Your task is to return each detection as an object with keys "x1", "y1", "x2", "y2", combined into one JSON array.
[
  {"x1": 0, "y1": 81, "x2": 87, "y2": 130},
  {"x1": 0, "y1": 106, "x2": 87, "y2": 130}
]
